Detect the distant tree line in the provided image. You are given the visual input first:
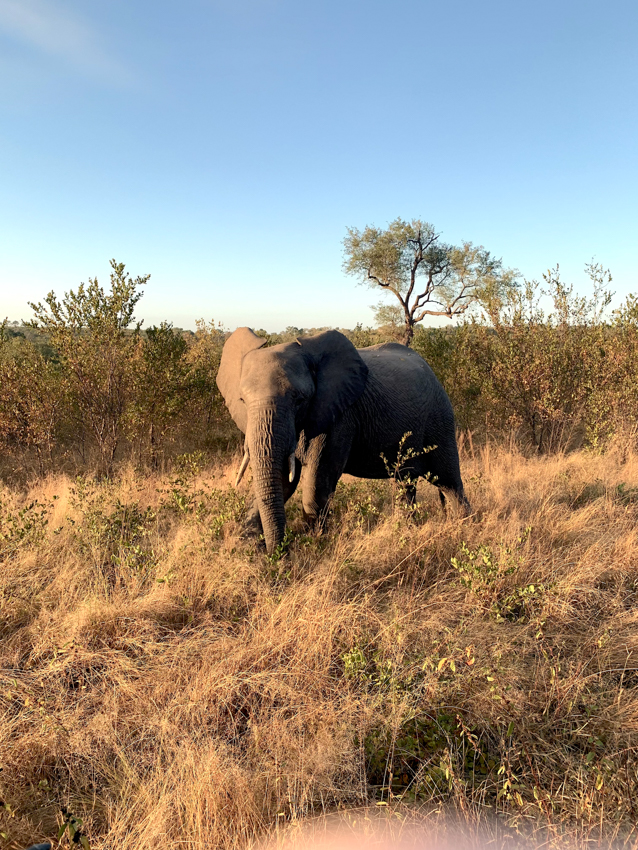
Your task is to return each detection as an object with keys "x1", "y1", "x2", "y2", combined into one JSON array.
[{"x1": 2, "y1": 257, "x2": 638, "y2": 479}]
